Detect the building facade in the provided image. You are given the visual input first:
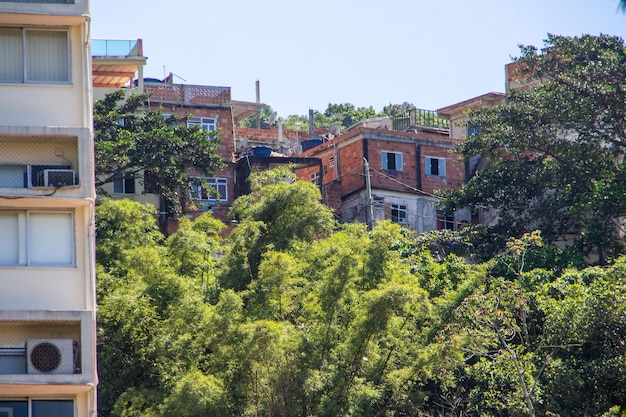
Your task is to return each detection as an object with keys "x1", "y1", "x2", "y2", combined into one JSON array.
[
  {"x1": 92, "y1": 40, "x2": 263, "y2": 227},
  {"x1": 0, "y1": 1, "x2": 97, "y2": 417},
  {"x1": 296, "y1": 124, "x2": 470, "y2": 233}
]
